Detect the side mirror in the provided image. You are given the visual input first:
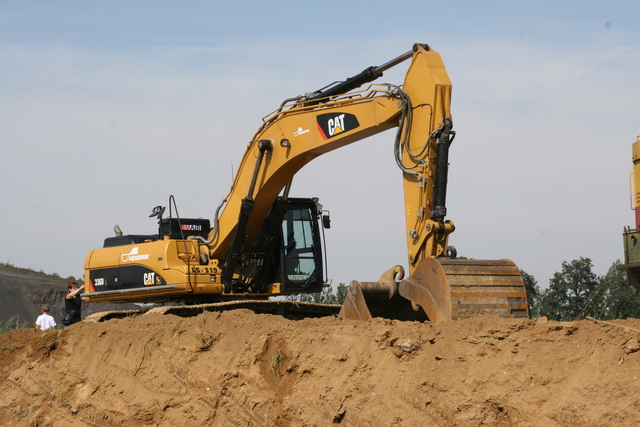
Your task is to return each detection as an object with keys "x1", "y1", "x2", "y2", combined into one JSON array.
[{"x1": 322, "y1": 212, "x2": 331, "y2": 229}]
